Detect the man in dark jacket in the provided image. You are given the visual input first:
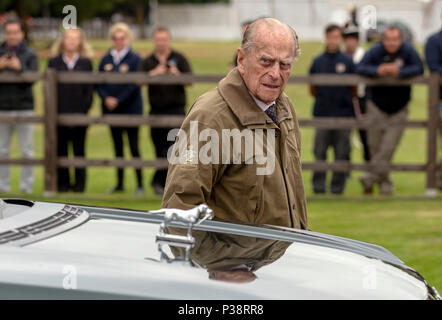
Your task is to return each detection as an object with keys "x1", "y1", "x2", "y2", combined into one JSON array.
[
  {"x1": 139, "y1": 26, "x2": 192, "y2": 195},
  {"x1": 425, "y1": 27, "x2": 442, "y2": 190},
  {"x1": 309, "y1": 24, "x2": 356, "y2": 195},
  {"x1": 0, "y1": 19, "x2": 38, "y2": 194},
  {"x1": 357, "y1": 26, "x2": 423, "y2": 195}
]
